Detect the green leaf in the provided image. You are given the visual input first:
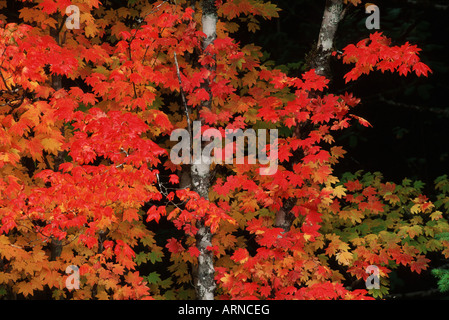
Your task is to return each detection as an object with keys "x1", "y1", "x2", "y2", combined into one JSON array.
[
  {"x1": 402, "y1": 178, "x2": 412, "y2": 187},
  {"x1": 141, "y1": 235, "x2": 156, "y2": 248},
  {"x1": 413, "y1": 180, "x2": 425, "y2": 190},
  {"x1": 135, "y1": 252, "x2": 149, "y2": 265},
  {"x1": 148, "y1": 251, "x2": 163, "y2": 264},
  {"x1": 0, "y1": 286, "x2": 7, "y2": 297},
  {"x1": 146, "y1": 272, "x2": 161, "y2": 284},
  {"x1": 432, "y1": 268, "x2": 449, "y2": 293}
]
